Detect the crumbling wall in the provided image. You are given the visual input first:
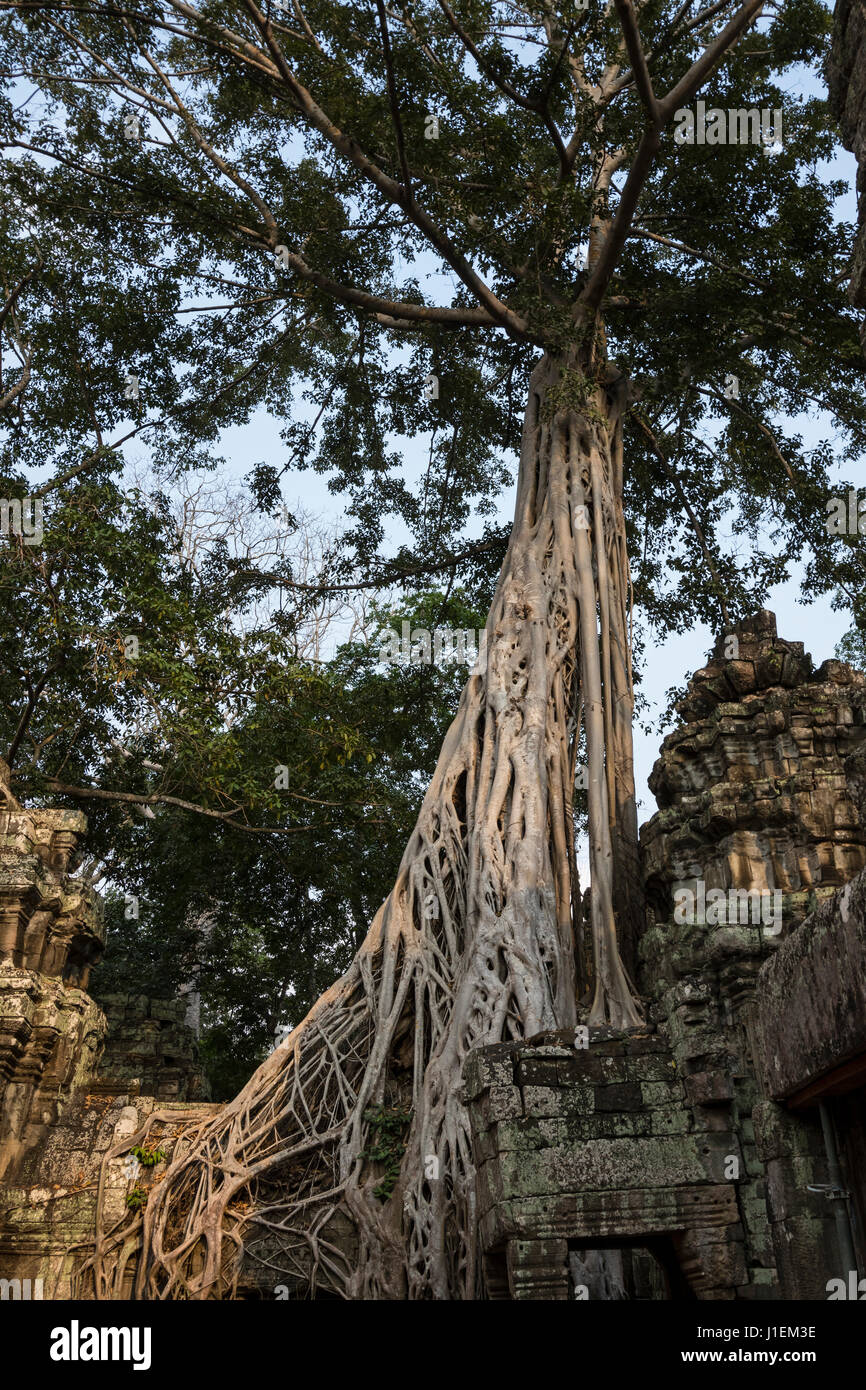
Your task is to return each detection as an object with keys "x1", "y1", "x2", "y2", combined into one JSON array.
[
  {"x1": 753, "y1": 865, "x2": 866, "y2": 1103},
  {"x1": 829, "y1": 0, "x2": 866, "y2": 349},
  {"x1": 467, "y1": 612, "x2": 866, "y2": 1301},
  {"x1": 642, "y1": 610, "x2": 866, "y2": 932},
  {"x1": 0, "y1": 806, "x2": 214, "y2": 1298},
  {"x1": 0, "y1": 1091, "x2": 219, "y2": 1298},
  {"x1": 466, "y1": 1030, "x2": 751, "y2": 1300},
  {"x1": 96, "y1": 994, "x2": 209, "y2": 1102},
  {"x1": 0, "y1": 809, "x2": 106, "y2": 1183}
]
